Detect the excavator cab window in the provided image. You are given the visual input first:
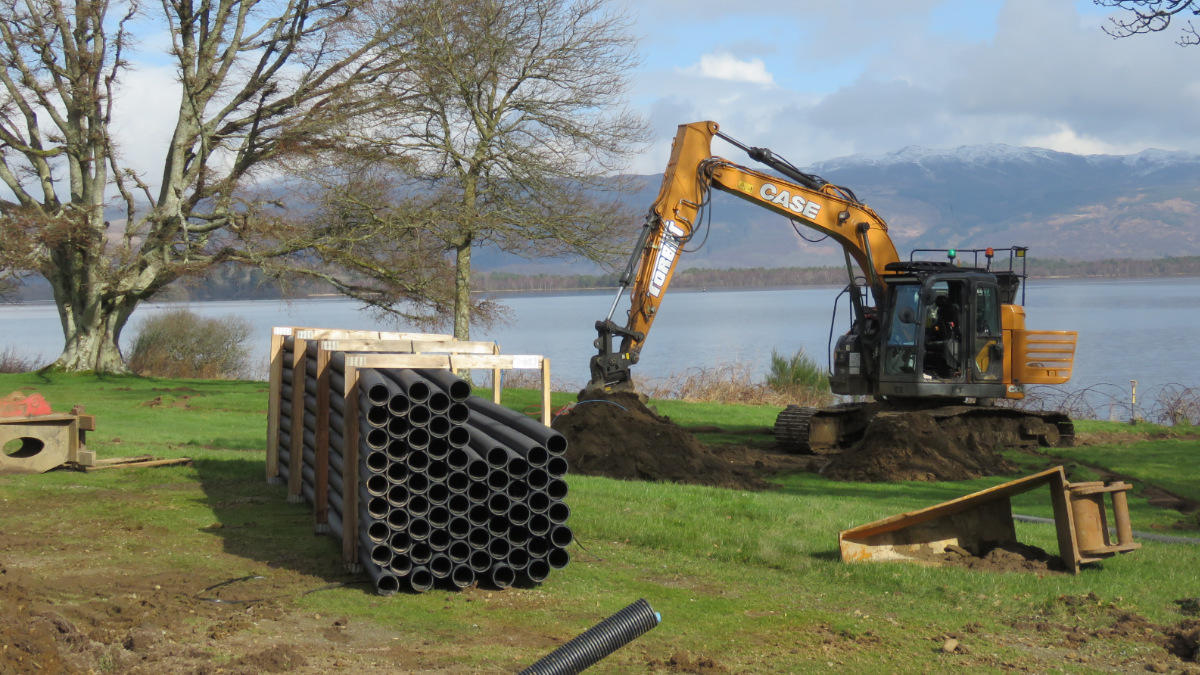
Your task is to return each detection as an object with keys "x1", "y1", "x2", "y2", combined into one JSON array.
[
  {"x1": 970, "y1": 284, "x2": 1003, "y2": 382},
  {"x1": 883, "y1": 284, "x2": 921, "y2": 375},
  {"x1": 922, "y1": 281, "x2": 965, "y2": 380}
]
